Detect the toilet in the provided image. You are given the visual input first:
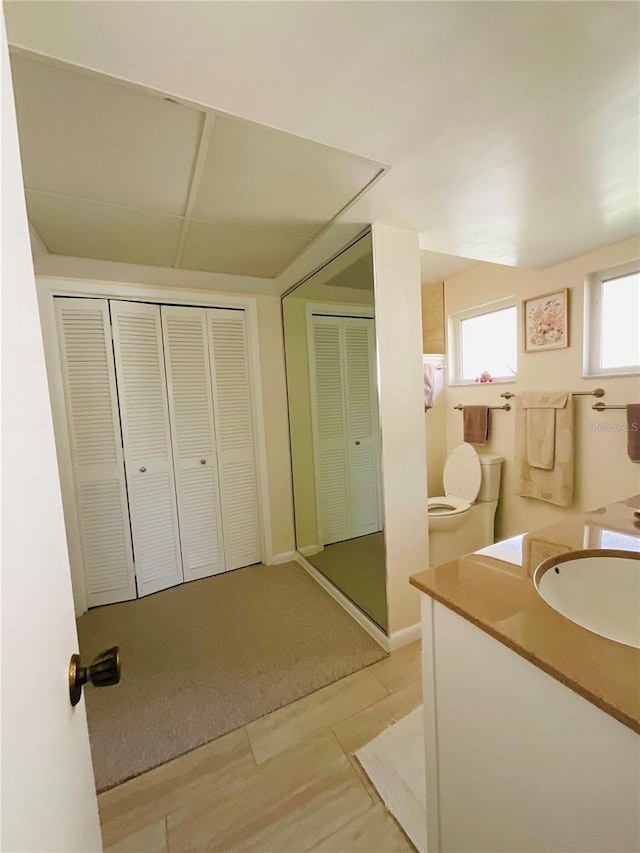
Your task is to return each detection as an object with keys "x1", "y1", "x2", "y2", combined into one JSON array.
[{"x1": 427, "y1": 442, "x2": 503, "y2": 566}]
